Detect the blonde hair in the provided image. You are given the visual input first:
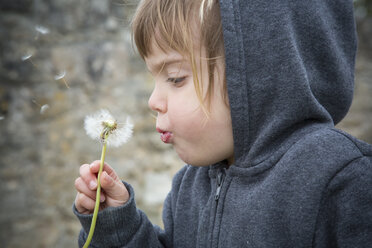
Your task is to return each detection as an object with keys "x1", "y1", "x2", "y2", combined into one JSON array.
[{"x1": 131, "y1": 0, "x2": 226, "y2": 115}]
